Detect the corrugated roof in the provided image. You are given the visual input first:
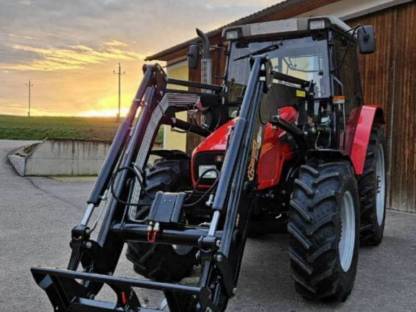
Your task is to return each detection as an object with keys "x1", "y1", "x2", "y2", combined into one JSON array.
[
  {"x1": 145, "y1": 0, "x2": 307, "y2": 61},
  {"x1": 146, "y1": 0, "x2": 410, "y2": 61}
]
